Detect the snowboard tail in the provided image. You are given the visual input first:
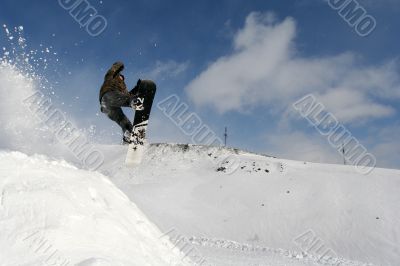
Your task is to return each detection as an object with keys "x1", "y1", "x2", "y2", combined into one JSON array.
[{"x1": 125, "y1": 80, "x2": 156, "y2": 167}]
